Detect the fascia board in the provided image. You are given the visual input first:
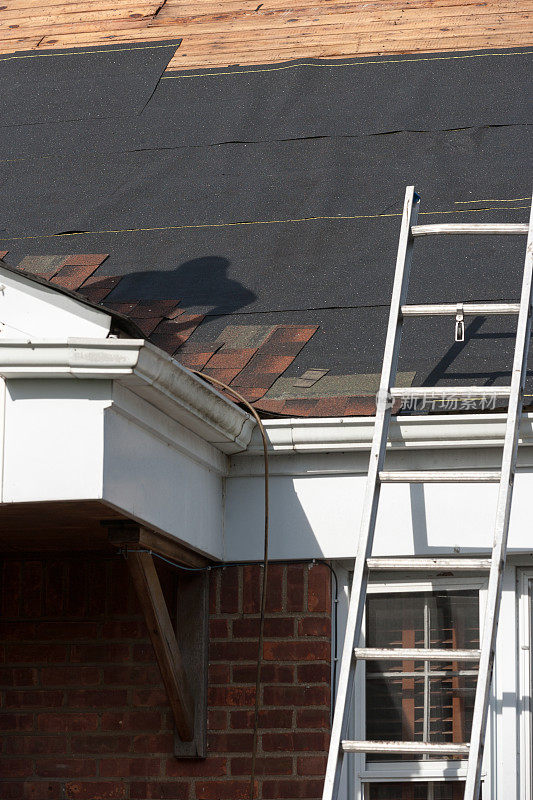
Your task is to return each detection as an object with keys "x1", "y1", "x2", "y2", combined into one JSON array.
[
  {"x1": 0, "y1": 338, "x2": 254, "y2": 453},
  {"x1": 243, "y1": 413, "x2": 533, "y2": 454}
]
